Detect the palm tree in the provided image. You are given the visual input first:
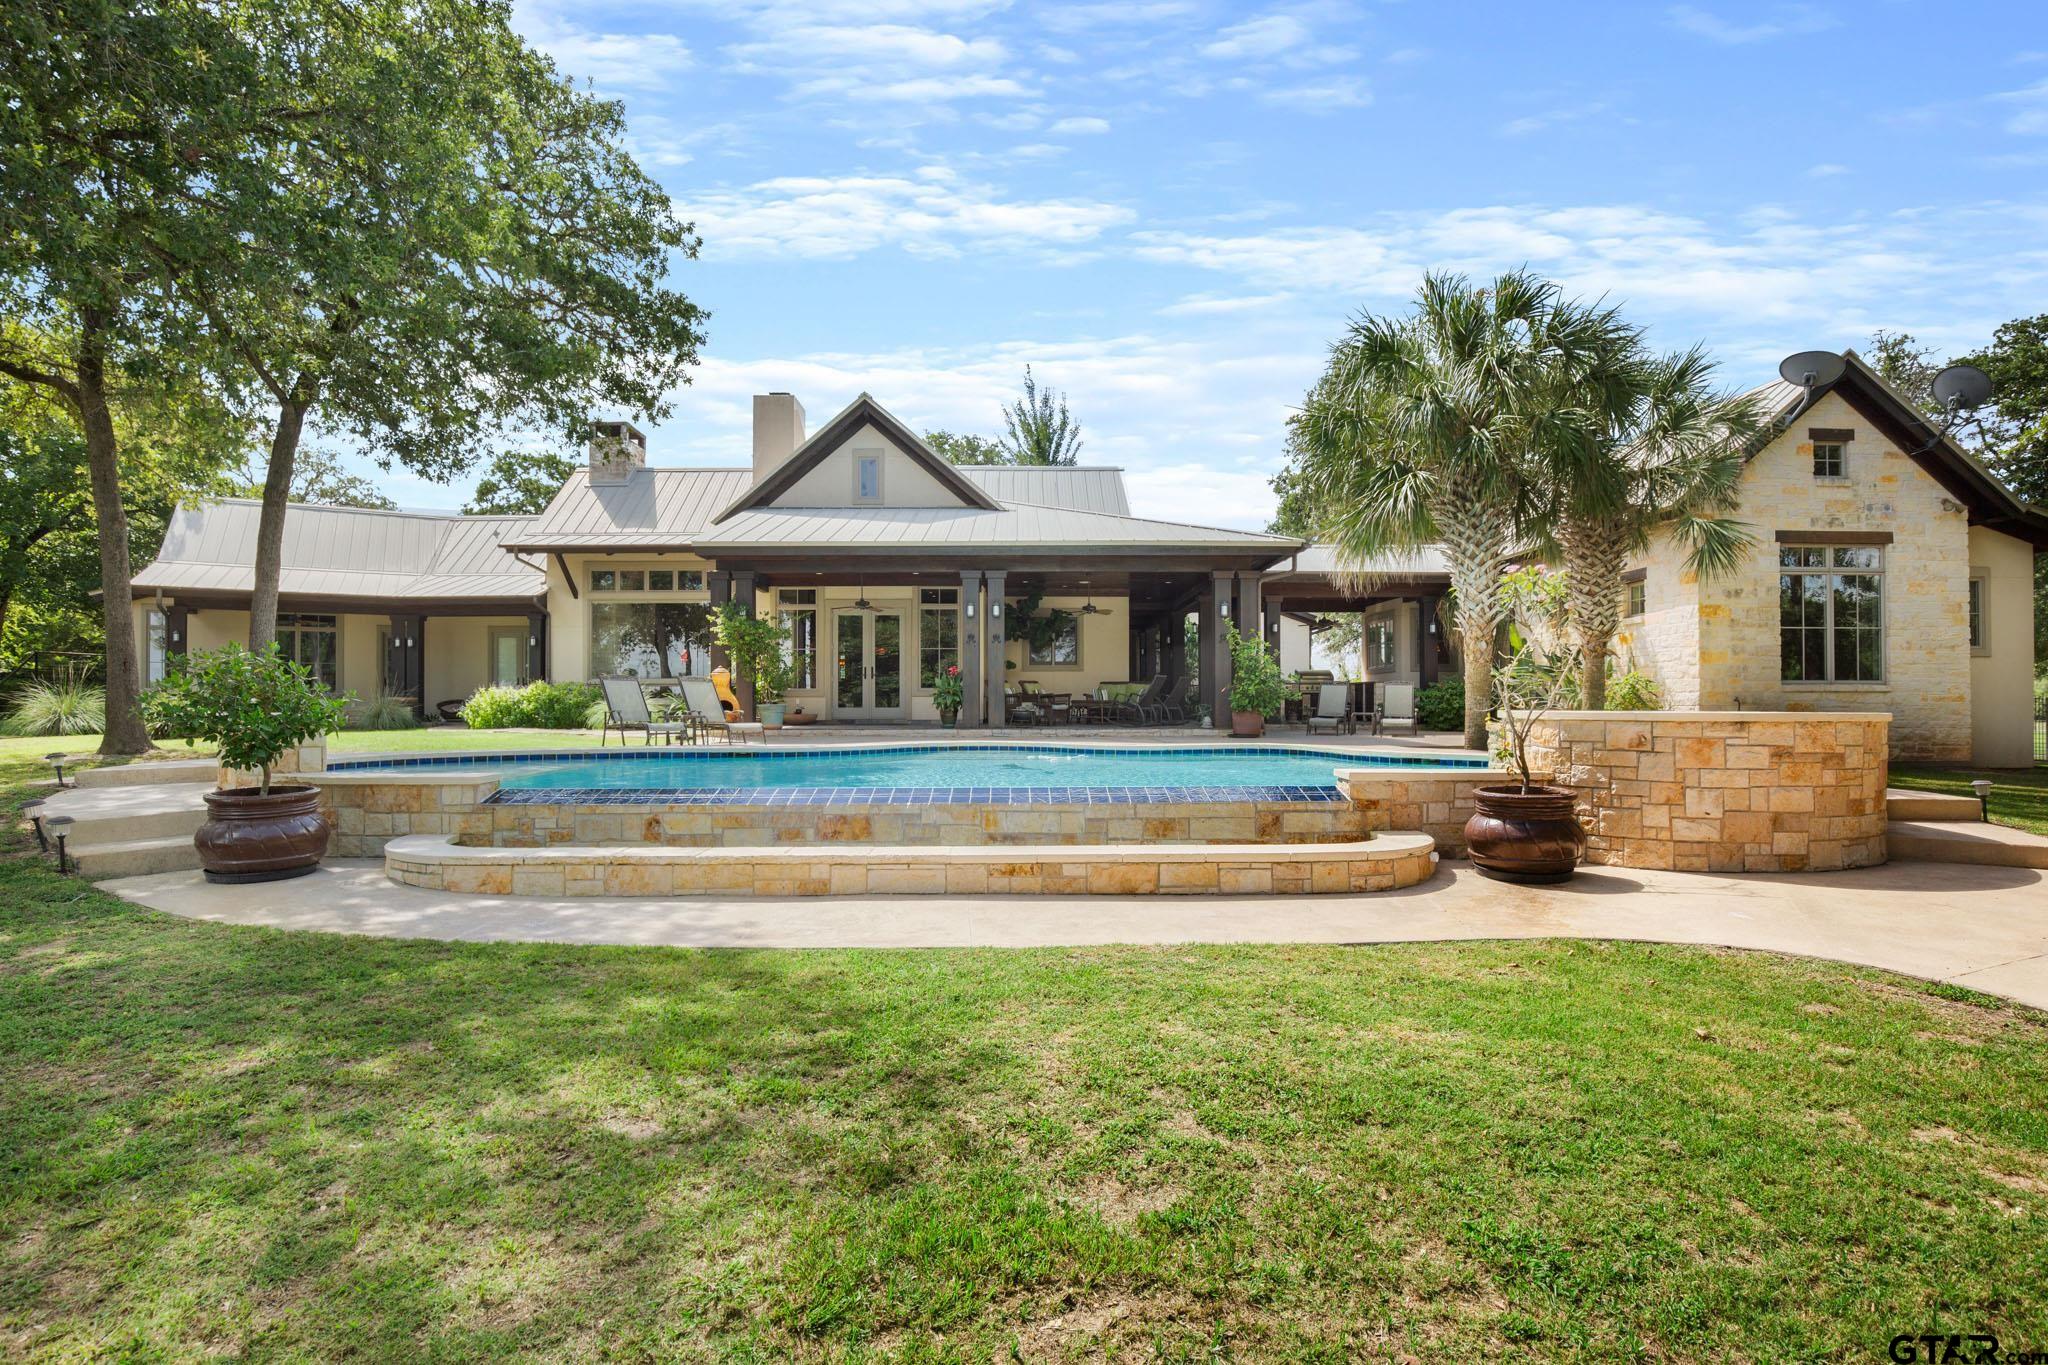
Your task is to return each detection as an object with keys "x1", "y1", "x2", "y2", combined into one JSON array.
[
  {"x1": 1542, "y1": 344, "x2": 1764, "y2": 708},
  {"x1": 999, "y1": 366, "x2": 1082, "y2": 465},
  {"x1": 1293, "y1": 271, "x2": 1620, "y2": 750}
]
